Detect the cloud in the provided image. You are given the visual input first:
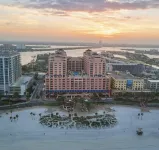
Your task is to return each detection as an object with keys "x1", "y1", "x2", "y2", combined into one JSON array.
[
  {"x1": 5, "y1": 22, "x2": 12, "y2": 25},
  {"x1": 43, "y1": 10, "x2": 69, "y2": 16},
  {"x1": 15, "y1": 0, "x2": 159, "y2": 12}
]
